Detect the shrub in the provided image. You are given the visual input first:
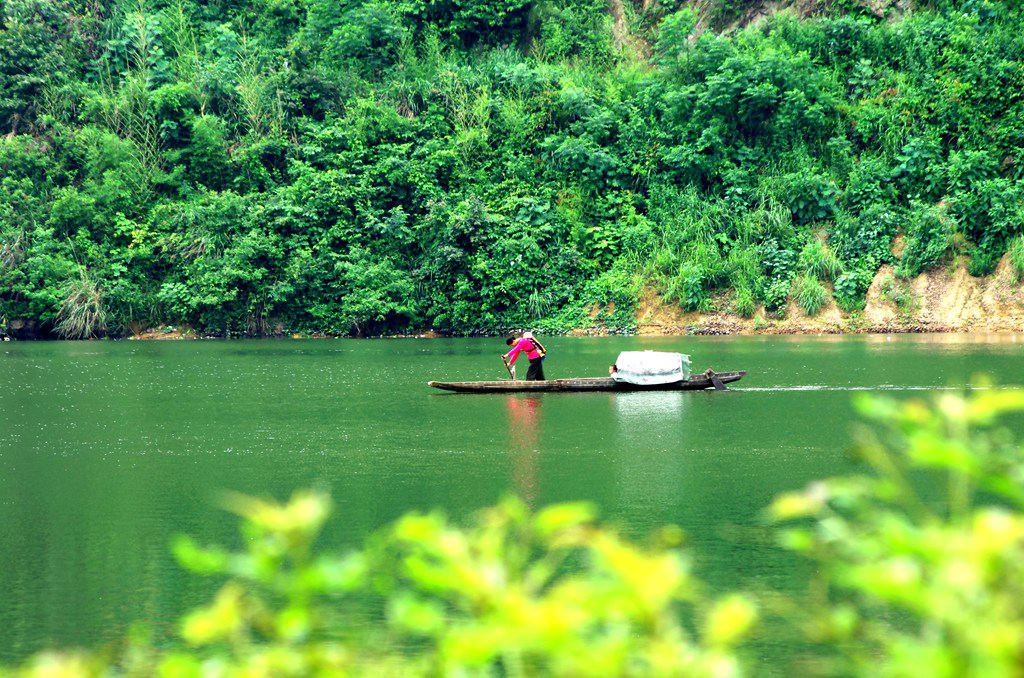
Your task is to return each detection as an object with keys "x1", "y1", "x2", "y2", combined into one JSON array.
[
  {"x1": 946, "y1": 149, "x2": 997, "y2": 194},
  {"x1": 844, "y1": 156, "x2": 896, "y2": 211},
  {"x1": 183, "y1": 115, "x2": 231, "y2": 190},
  {"x1": 333, "y1": 249, "x2": 417, "y2": 336},
  {"x1": 5, "y1": 0, "x2": 1024, "y2": 340},
  {"x1": 792, "y1": 273, "x2": 828, "y2": 316},
  {"x1": 758, "y1": 239, "x2": 797, "y2": 288},
  {"x1": 834, "y1": 267, "x2": 873, "y2": 313},
  {"x1": 666, "y1": 261, "x2": 707, "y2": 311},
  {"x1": 564, "y1": 258, "x2": 642, "y2": 330},
  {"x1": 655, "y1": 9, "x2": 698, "y2": 66},
  {"x1": 892, "y1": 136, "x2": 944, "y2": 201},
  {"x1": 829, "y1": 204, "x2": 899, "y2": 270},
  {"x1": 772, "y1": 387, "x2": 1024, "y2": 676},
  {"x1": 441, "y1": 0, "x2": 533, "y2": 36},
  {"x1": 535, "y1": 0, "x2": 615, "y2": 64},
  {"x1": 759, "y1": 277, "x2": 791, "y2": 313},
  {"x1": 31, "y1": 490, "x2": 755, "y2": 675},
  {"x1": 947, "y1": 178, "x2": 1024, "y2": 250},
  {"x1": 778, "y1": 169, "x2": 839, "y2": 226},
  {"x1": 45, "y1": 188, "x2": 96, "y2": 236},
  {"x1": 897, "y1": 202, "x2": 959, "y2": 278},
  {"x1": 322, "y1": 2, "x2": 408, "y2": 73}
]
